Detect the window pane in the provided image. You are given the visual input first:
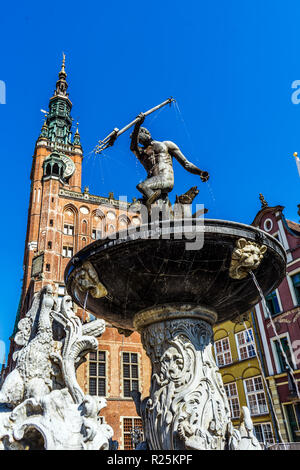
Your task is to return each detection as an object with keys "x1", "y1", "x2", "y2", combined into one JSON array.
[
  {"x1": 245, "y1": 379, "x2": 255, "y2": 393},
  {"x1": 131, "y1": 353, "x2": 138, "y2": 363},
  {"x1": 123, "y1": 418, "x2": 132, "y2": 432},
  {"x1": 124, "y1": 380, "x2": 131, "y2": 397},
  {"x1": 217, "y1": 354, "x2": 224, "y2": 366},
  {"x1": 254, "y1": 425, "x2": 264, "y2": 443},
  {"x1": 131, "y1": 365, "x2": 139, "y2": 378},
  {"x1": 98, "y1": 363, "x2": 105, "y2": 377},
  {"x1": 123, "y1": 364, "x2": 130, "y2": 378},
  {"x1": 89, "y1": 378, "x2": 97, "y2": 395},
  {"x1": 90, "y1": 351, "x2": 97, "y2": 361},
  {"x1": 89, "y1": 362, "x2": 97, "y2": 376},
  {"x1": 98, "y1": 378, "x2": 106, "y2": 396},
  {"x1": 123, "y1": 353, "x2": 129, "y2": 363},
  {"x1": 98, "y1": 351, "x2": 106, "y2": 362},
  {"x1": 131, "y1": 380, "x2": 139, "y2": 391}
]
